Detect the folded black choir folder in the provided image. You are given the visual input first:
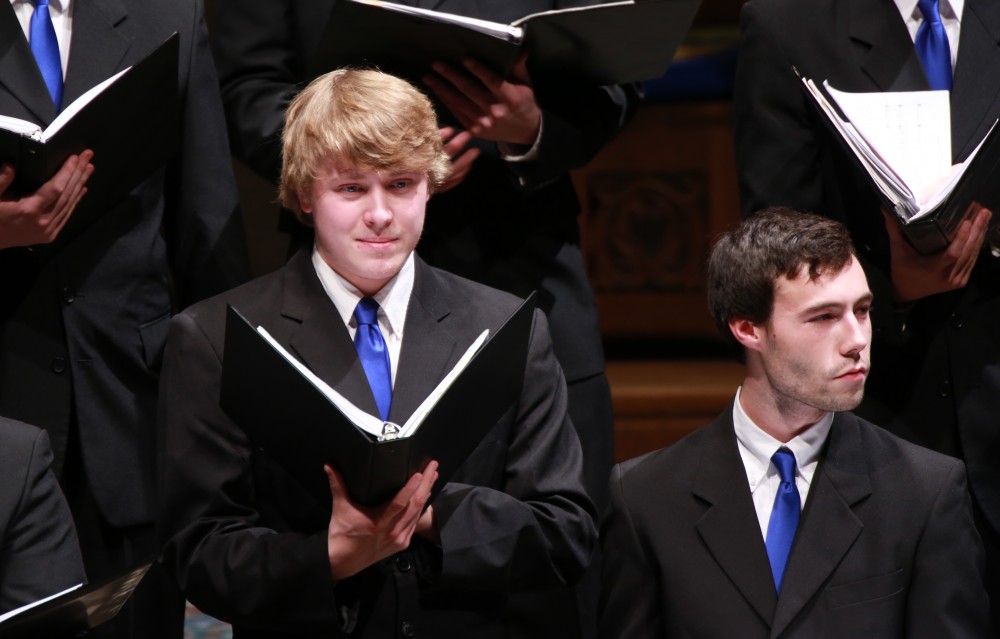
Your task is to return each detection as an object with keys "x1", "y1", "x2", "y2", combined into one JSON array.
[
  {"x1": 798, "y1": 71, "x2": 1000, "y2": 254},
  {"x1": 0, "y1": 33, "x2": 179, "y2": 239},
  {"x1": 220, "y1": 293, "x2": 535, "y2": 507},
  {"x1": 311, "y1": 0, "x2": 700, "y2": 85},
  {"x1": 0, "y1": 561, "x2": 151, "y2": 639}
]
